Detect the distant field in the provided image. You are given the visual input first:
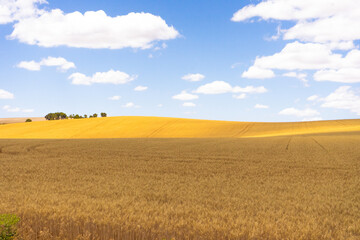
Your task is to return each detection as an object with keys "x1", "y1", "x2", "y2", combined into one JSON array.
[
  {"x1": 0, "y1": 117, "x2": 46, "y2": 124},
  {"x1": 1, "y1": 133, "x2": 360, "y2": 239},
  {"x1": 0, "y1": 116, "x2": 360, "y2": 138}
]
